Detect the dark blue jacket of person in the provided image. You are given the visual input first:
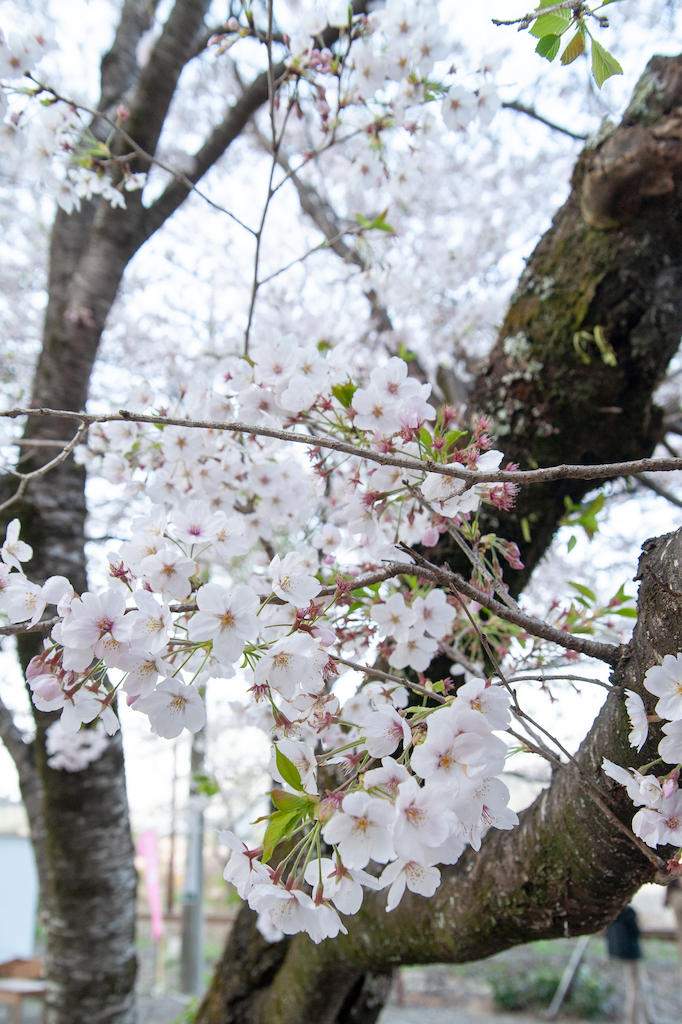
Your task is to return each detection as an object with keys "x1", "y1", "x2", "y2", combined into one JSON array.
[{"x1": 606, "y1": 905, "x2": 642, "y2": 960}]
